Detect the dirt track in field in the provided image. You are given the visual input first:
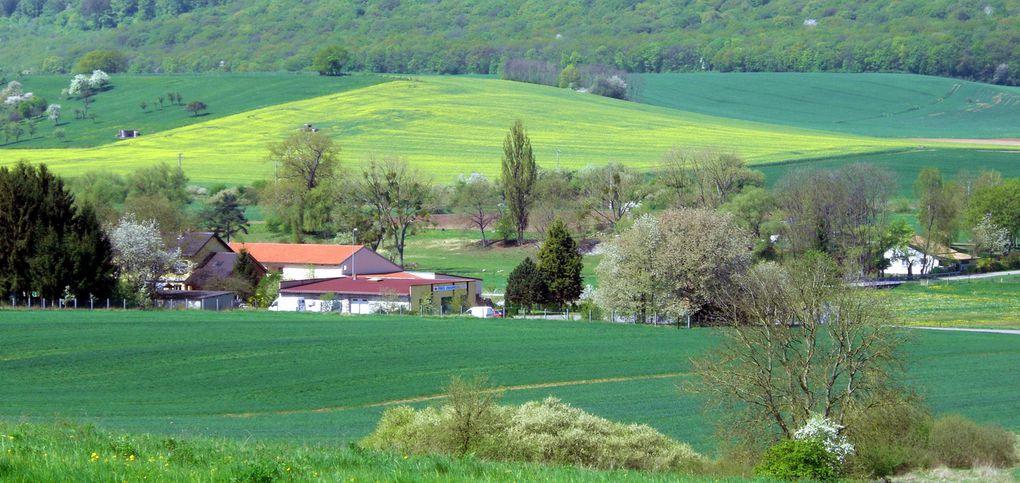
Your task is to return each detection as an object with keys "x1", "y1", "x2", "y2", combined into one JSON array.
[
  {"x1": 223, "y1": 372, "x2": 686, "y2": 418},
  {"x1": 914, "y1": 138, "x2": 1020, "y2": 147}
]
